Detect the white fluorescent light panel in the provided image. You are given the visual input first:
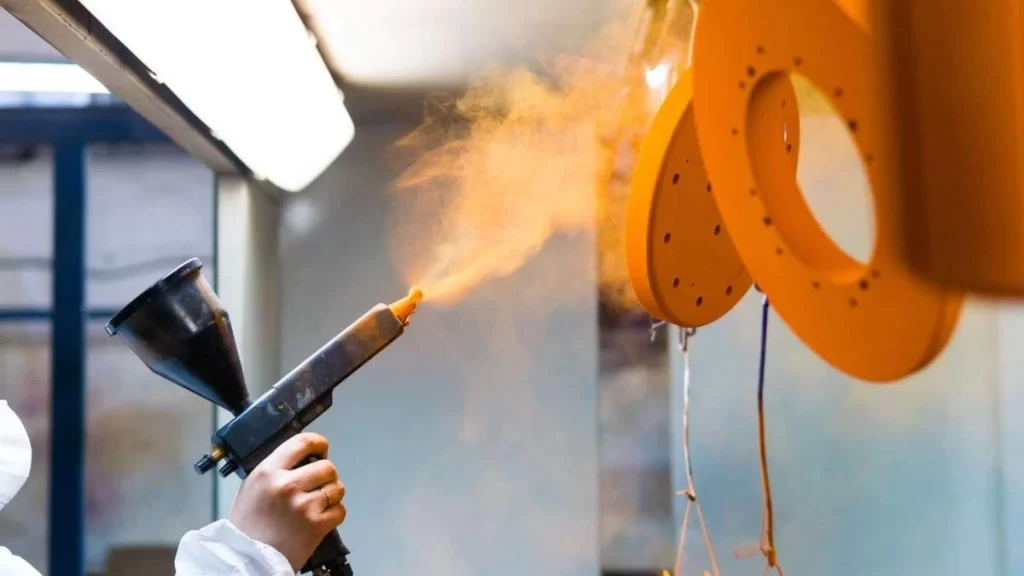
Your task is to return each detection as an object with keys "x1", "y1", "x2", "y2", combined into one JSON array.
[
  {"x1": 78, "y1": 0, "x2": 354, "y2": 192},
  {"x1": 0, "y1": 61, "x2": 109, "y2": 93}
]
